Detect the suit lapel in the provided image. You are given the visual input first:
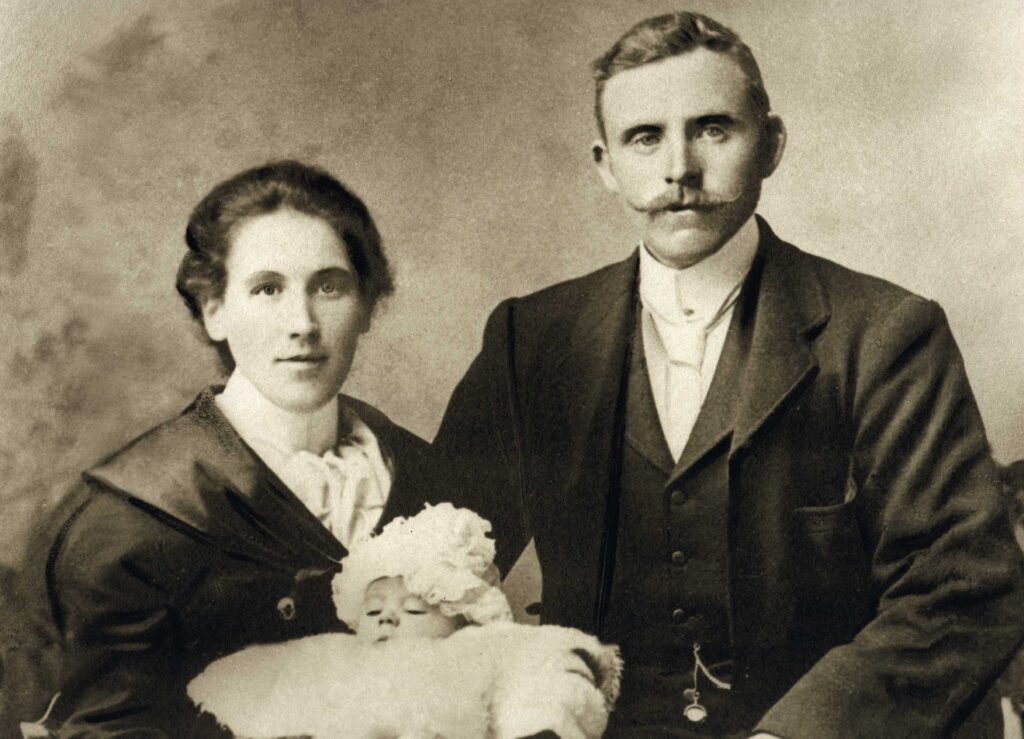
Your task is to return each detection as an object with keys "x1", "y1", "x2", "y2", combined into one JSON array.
[
  {"x1": 624, "y1": 301, "x2": 675, "y2": 475},
  {"x1": 663, "y1": 218, "x2": 831, "y2": 483},
  {"x1": 668, "y1": 296, "x2": 750, "y2": 485},
  {"x1": 730, "y1": 218, "x2": 830, "y2": 454},
  {"x1": 550, "y1": 252, "x2": 639, "y2": 497},
  {"x1": 544, "y1": 252, "x2": 637, "y2": 627}
]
